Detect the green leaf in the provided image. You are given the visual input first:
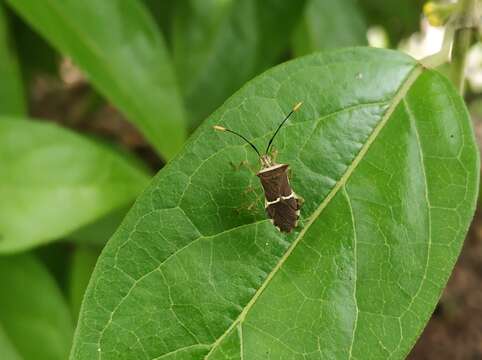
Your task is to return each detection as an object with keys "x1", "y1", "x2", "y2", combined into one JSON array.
[
  {"x1": 0, "y1": 118, "x2": 150, "y2": 253},
  {"x1": 9, "y1": 10, "x2": 59, "y2": 81},
  {"x1": 69, "y1": 245, "x2": 100, "y2": 322},
  {"x1": 6, "y1": 0, "x2": 186, "y2": 160},
  {"x1": 0, "y1": 254, "x2": 73, "y2": 360},
  {"x1": 69, "y1": 206, "x2": 130, "y2": 247},
  {"x1": 0, "y1": 324, "x2": 21, "y2": 360},
  {"x1": 0, "y1": 3, "x2": 25, "y2": 115},
  {"x1": 35, "y1": 242, "x2": 72, "y2": 289},
  {"x1": 293, "y1": 0, "x2": 367, "y2": 56},
  {"x1": 172, "y1": 0, "x2": 306, "y2": 128},
  {"x1": 360, "y1": 0, "x2": 424, "y2": 46},
  {"x1": 141, "y1": 0, "x2": 176, "y2": 44},
  {"x1": 71, "y1": 48, "x2": 479, "y2": 359}
]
